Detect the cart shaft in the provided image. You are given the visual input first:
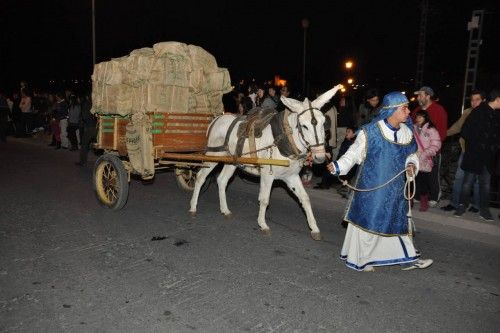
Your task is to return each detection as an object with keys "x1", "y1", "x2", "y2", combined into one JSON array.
[{"x1": 161, "y1": 153, "x2": 290, "y2": 167}]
